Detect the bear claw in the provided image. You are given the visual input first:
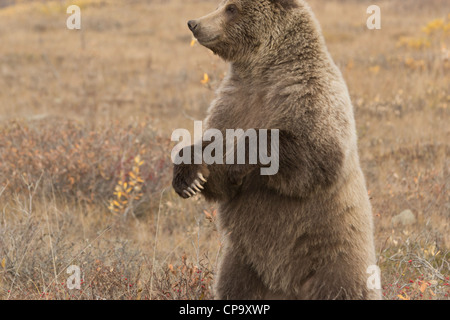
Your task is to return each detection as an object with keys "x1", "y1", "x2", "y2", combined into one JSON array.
[
  {"x1": 193, "y1": 179, "x2": 204, "y2": 189},
  {"x1": 181, "y1": 174, "x2": 207, "y2": 198},
  {"x1": 198, "y1": 173, "x2": 207, "y2": 183},
  {"x1": 182, "y1": 190, "x2": 192, "y2": 197},
  {"x1": 191, "y1": 183, "x2": 201, "y2": 192}
]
